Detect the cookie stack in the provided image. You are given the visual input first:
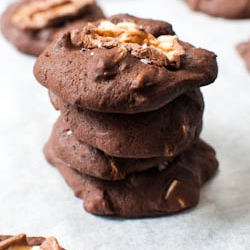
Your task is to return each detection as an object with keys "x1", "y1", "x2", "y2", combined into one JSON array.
[{"x1": 34, "y1": 14, "x2": 219, "y2": 218}]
